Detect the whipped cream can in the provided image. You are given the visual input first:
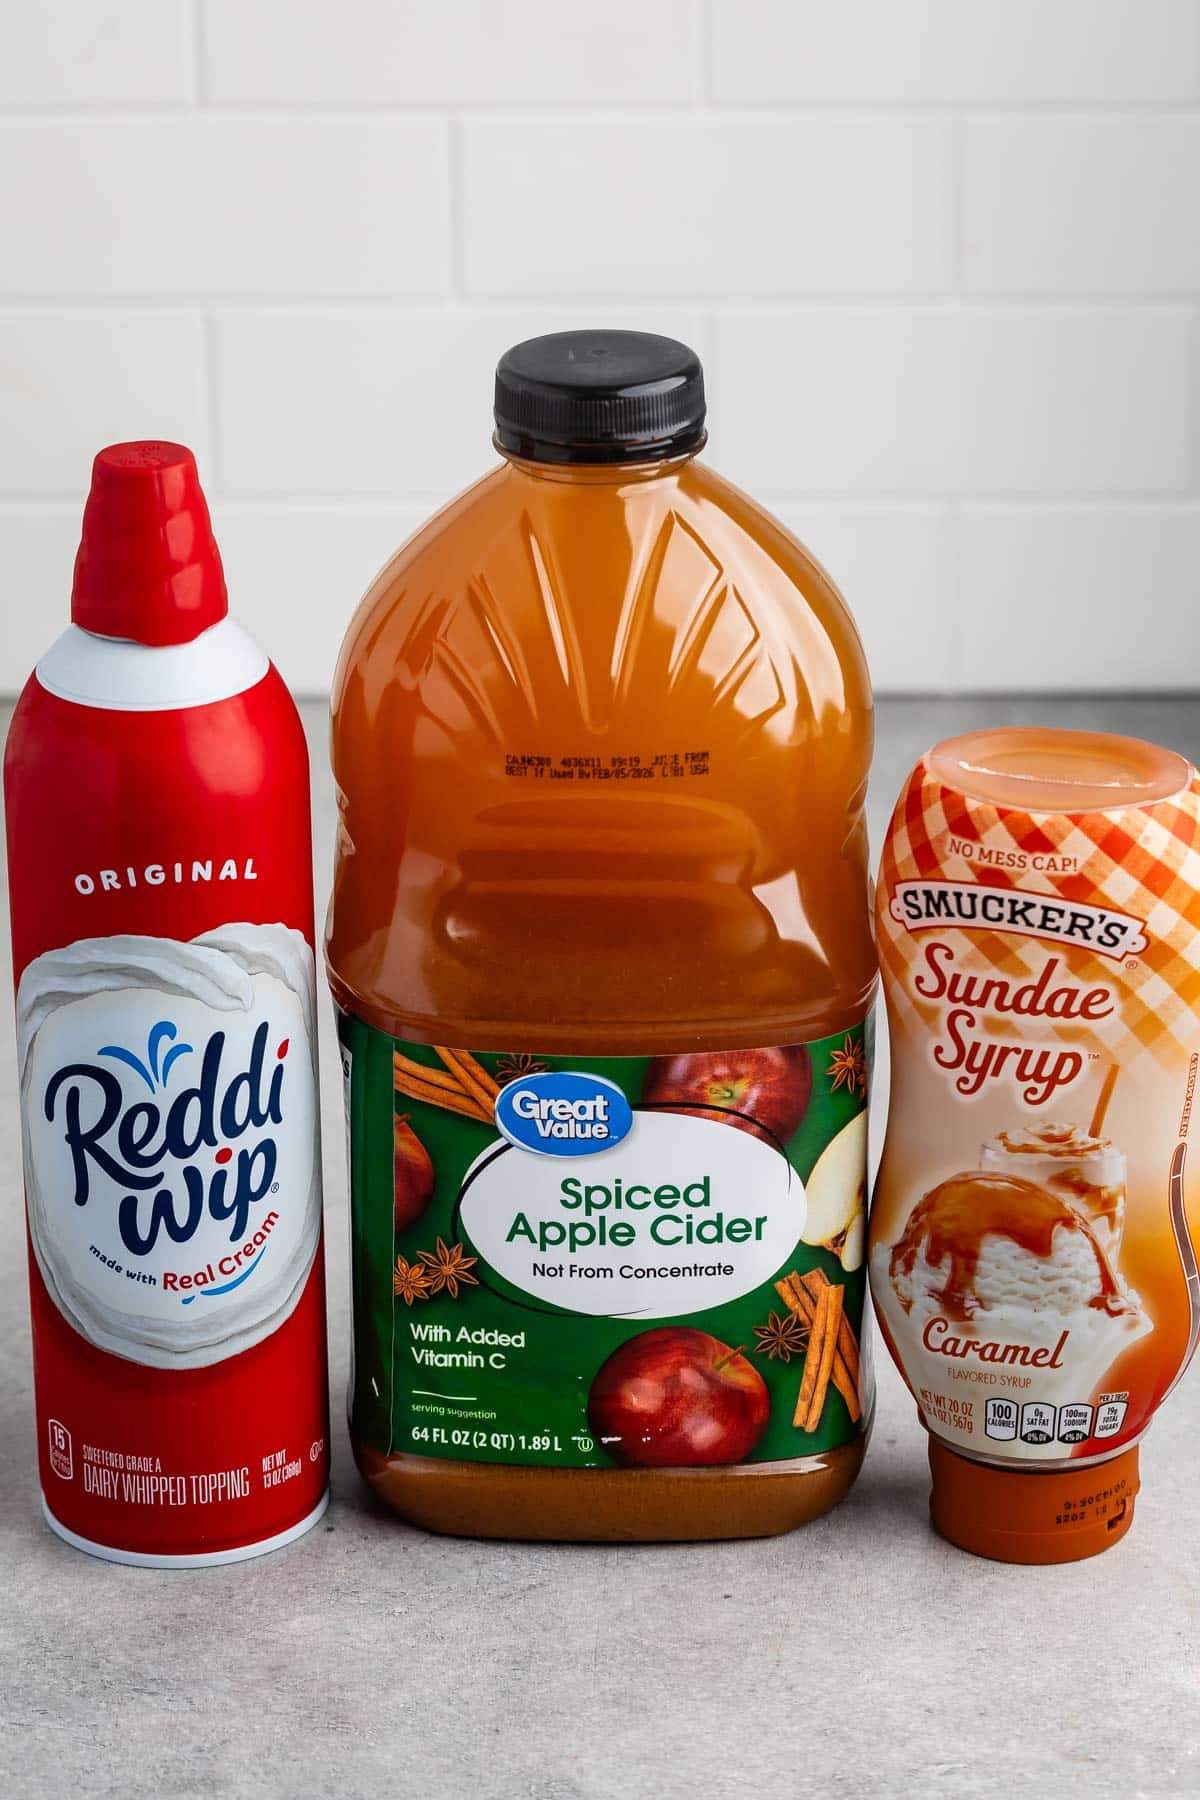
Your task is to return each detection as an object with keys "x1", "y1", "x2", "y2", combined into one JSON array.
[
  {"x1": 872, "y1": 728, "x2": 1200, "y2": 1563},
  {"x1": 3, "y1": 443, "x2": 329, "y2": 1565}
]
